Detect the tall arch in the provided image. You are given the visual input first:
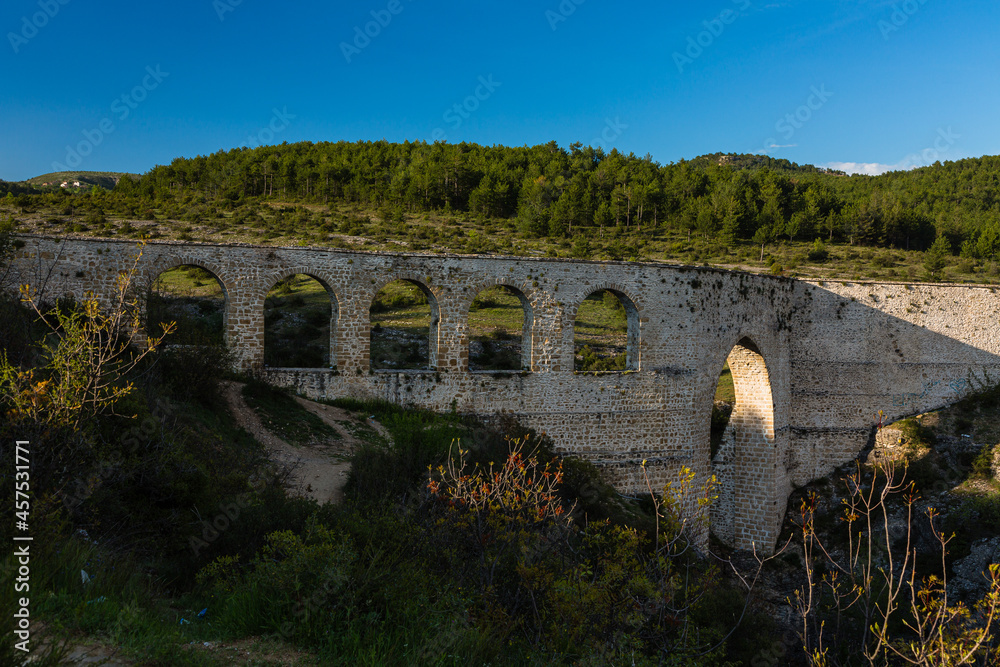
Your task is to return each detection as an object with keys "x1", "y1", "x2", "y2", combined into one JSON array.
[
  {"x1": 143, "y1": 256, "x2": 232, "y2": 303},
  {"x1": 369, "y1": 277, "x2": 440, "y2": 371},
  {"x1": 571, "y1": 287, "x2": 641, "y2": 371},
  {"x1": 465, "y1": 283, "x2": 534, "y2": 372},
  {"x1": 146, "y1": 263, "x2": 229, "y2": 346},
  {"x1": 709, "y1": 337, "x2": 776, "y2": 548},
  {"x1": 262, "y1": 272, "x2": 339, "y2": 369}
]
